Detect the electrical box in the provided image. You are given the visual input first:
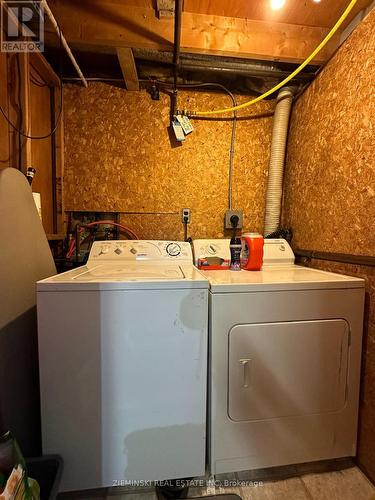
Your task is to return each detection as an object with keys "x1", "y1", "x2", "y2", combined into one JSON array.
[
  {"x1": 182, "y1": 208, "x2": 191, "y2": 224},
  {"x1": 224, "y1": 210, "x2": 243, "y2": 230}
]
